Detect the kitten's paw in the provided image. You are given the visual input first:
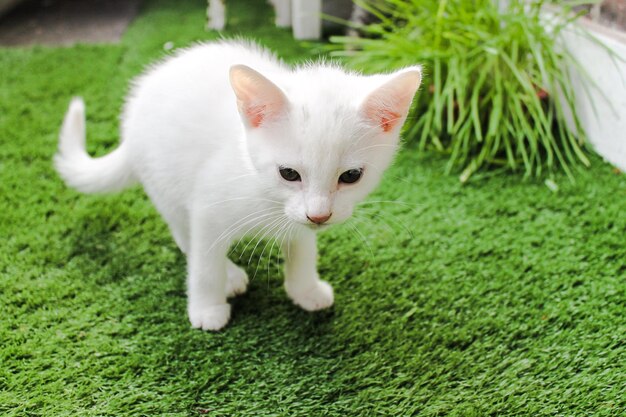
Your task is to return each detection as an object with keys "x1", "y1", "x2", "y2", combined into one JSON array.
[
  {"x1": 226, "y1": 262, "x2": 249, "y2": 297},
  {"x1": 188, "y1": 303, "x2": 231, "y2": 331},
  {"x1": 285, "y1": 280, "x2": 334, "y2": 311}
]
